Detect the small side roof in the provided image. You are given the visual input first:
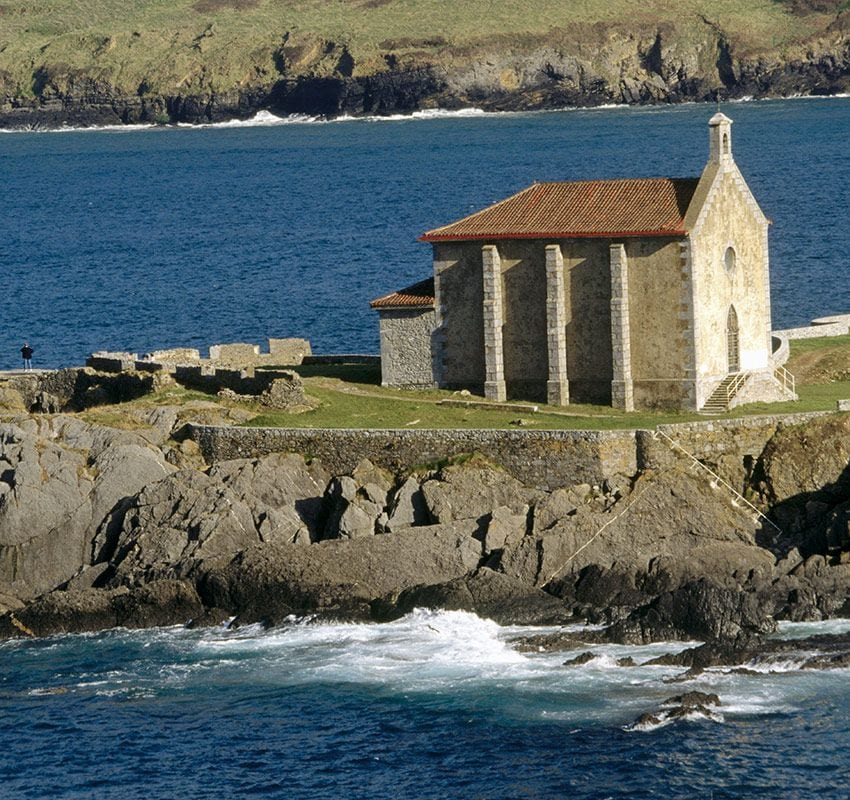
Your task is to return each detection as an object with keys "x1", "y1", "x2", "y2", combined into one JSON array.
[
  {"x1": 420, "y1": 177, "x2": 700, "y2": 242},
  {"x1": 370, "y1": 276, "x2": 435, "y2": 309}
]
